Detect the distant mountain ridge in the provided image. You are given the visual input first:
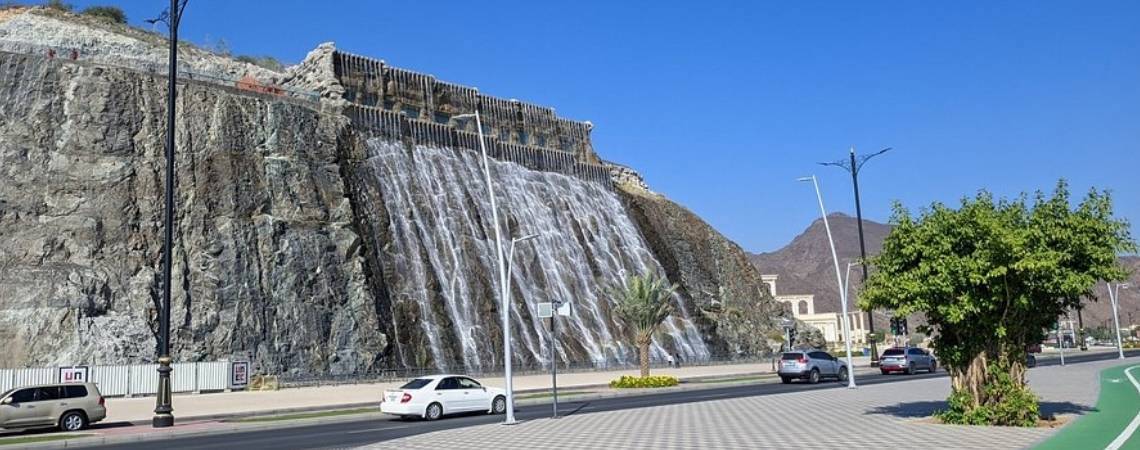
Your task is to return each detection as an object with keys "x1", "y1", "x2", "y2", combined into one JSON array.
[{"x1": 750, "y1": 214, "x2": 1140, "y2": 332}]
